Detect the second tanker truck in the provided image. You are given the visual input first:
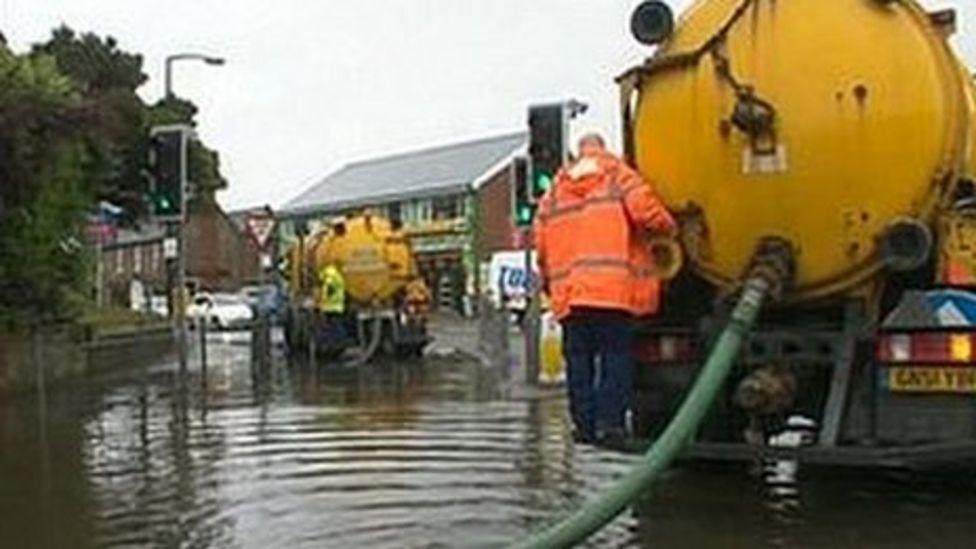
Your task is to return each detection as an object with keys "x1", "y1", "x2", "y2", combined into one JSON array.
[
  {"x1": 615, "y1": 0, "x2": 976, "y2": 467},
  {"x1": 285, "y1": 213, "x2": 432, "y2": 363}
]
